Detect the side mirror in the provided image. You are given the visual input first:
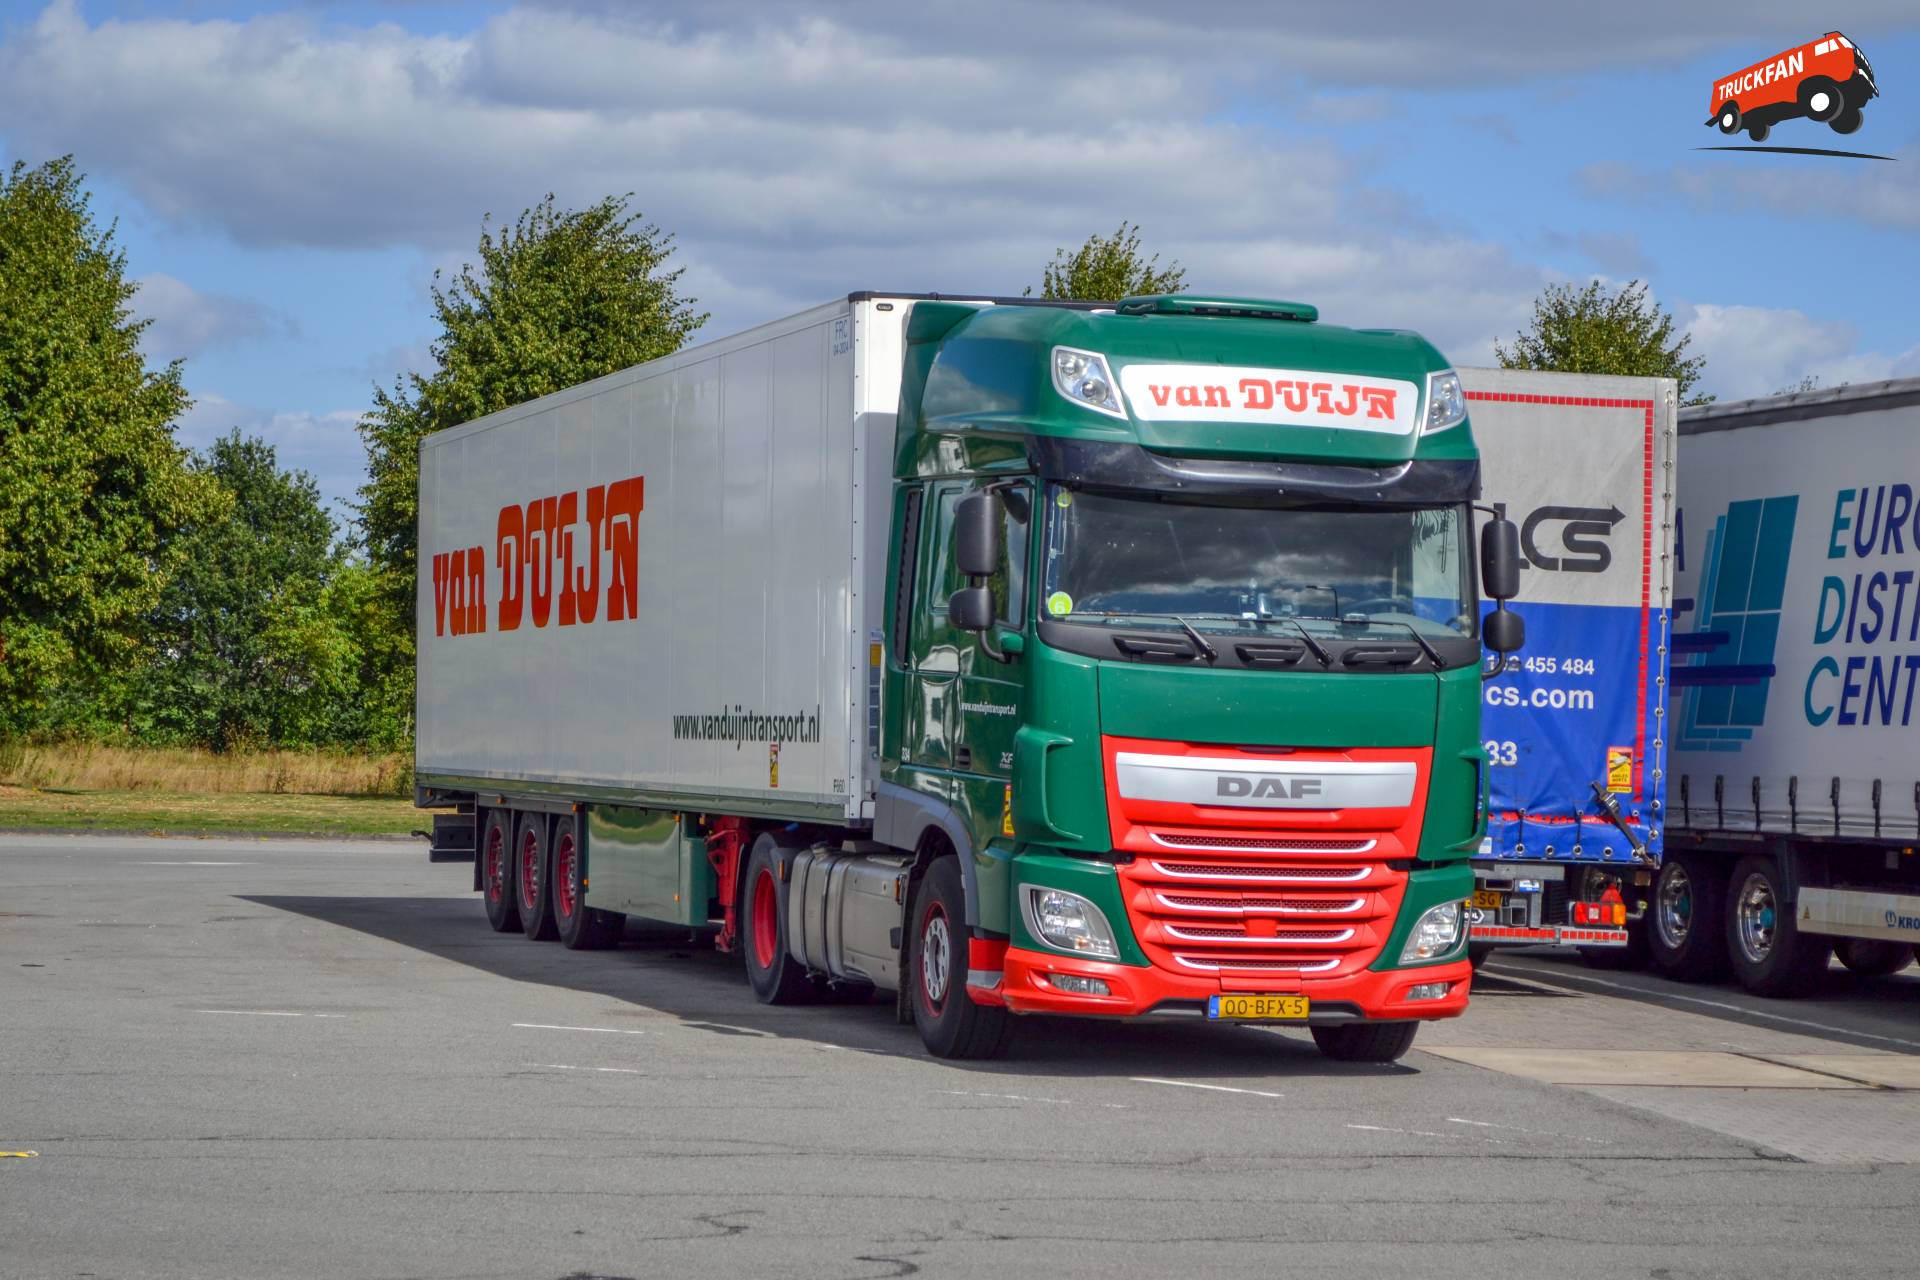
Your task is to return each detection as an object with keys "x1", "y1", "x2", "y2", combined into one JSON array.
[
  {"x1": 949, "y1": 586, "x2": 994, "y2": 633},
  {"x1": 954, "y1": 492, "x2": 1001, "y2": 579},
  {"x1": 1481, "y1": 516, "x2": 1522, "y2": 603},
  {"x1": 1484, "y1": 607, "x2": 1526, "y2": 655}
]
